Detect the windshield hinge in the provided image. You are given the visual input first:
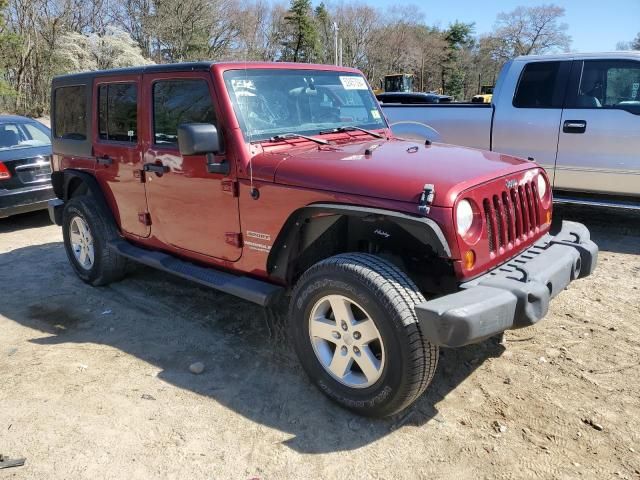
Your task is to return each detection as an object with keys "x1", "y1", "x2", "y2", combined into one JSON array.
[{"x1": 418, "y1": 184, "x2": 435, "y2": 215}]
